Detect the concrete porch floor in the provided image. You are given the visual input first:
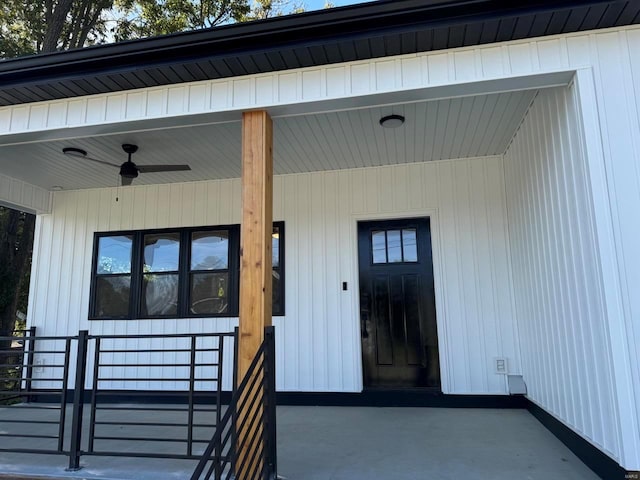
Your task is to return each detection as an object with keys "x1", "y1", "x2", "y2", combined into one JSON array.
[{"x1": 0, "y1": 405, "x2": 599, "y2": 480}]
